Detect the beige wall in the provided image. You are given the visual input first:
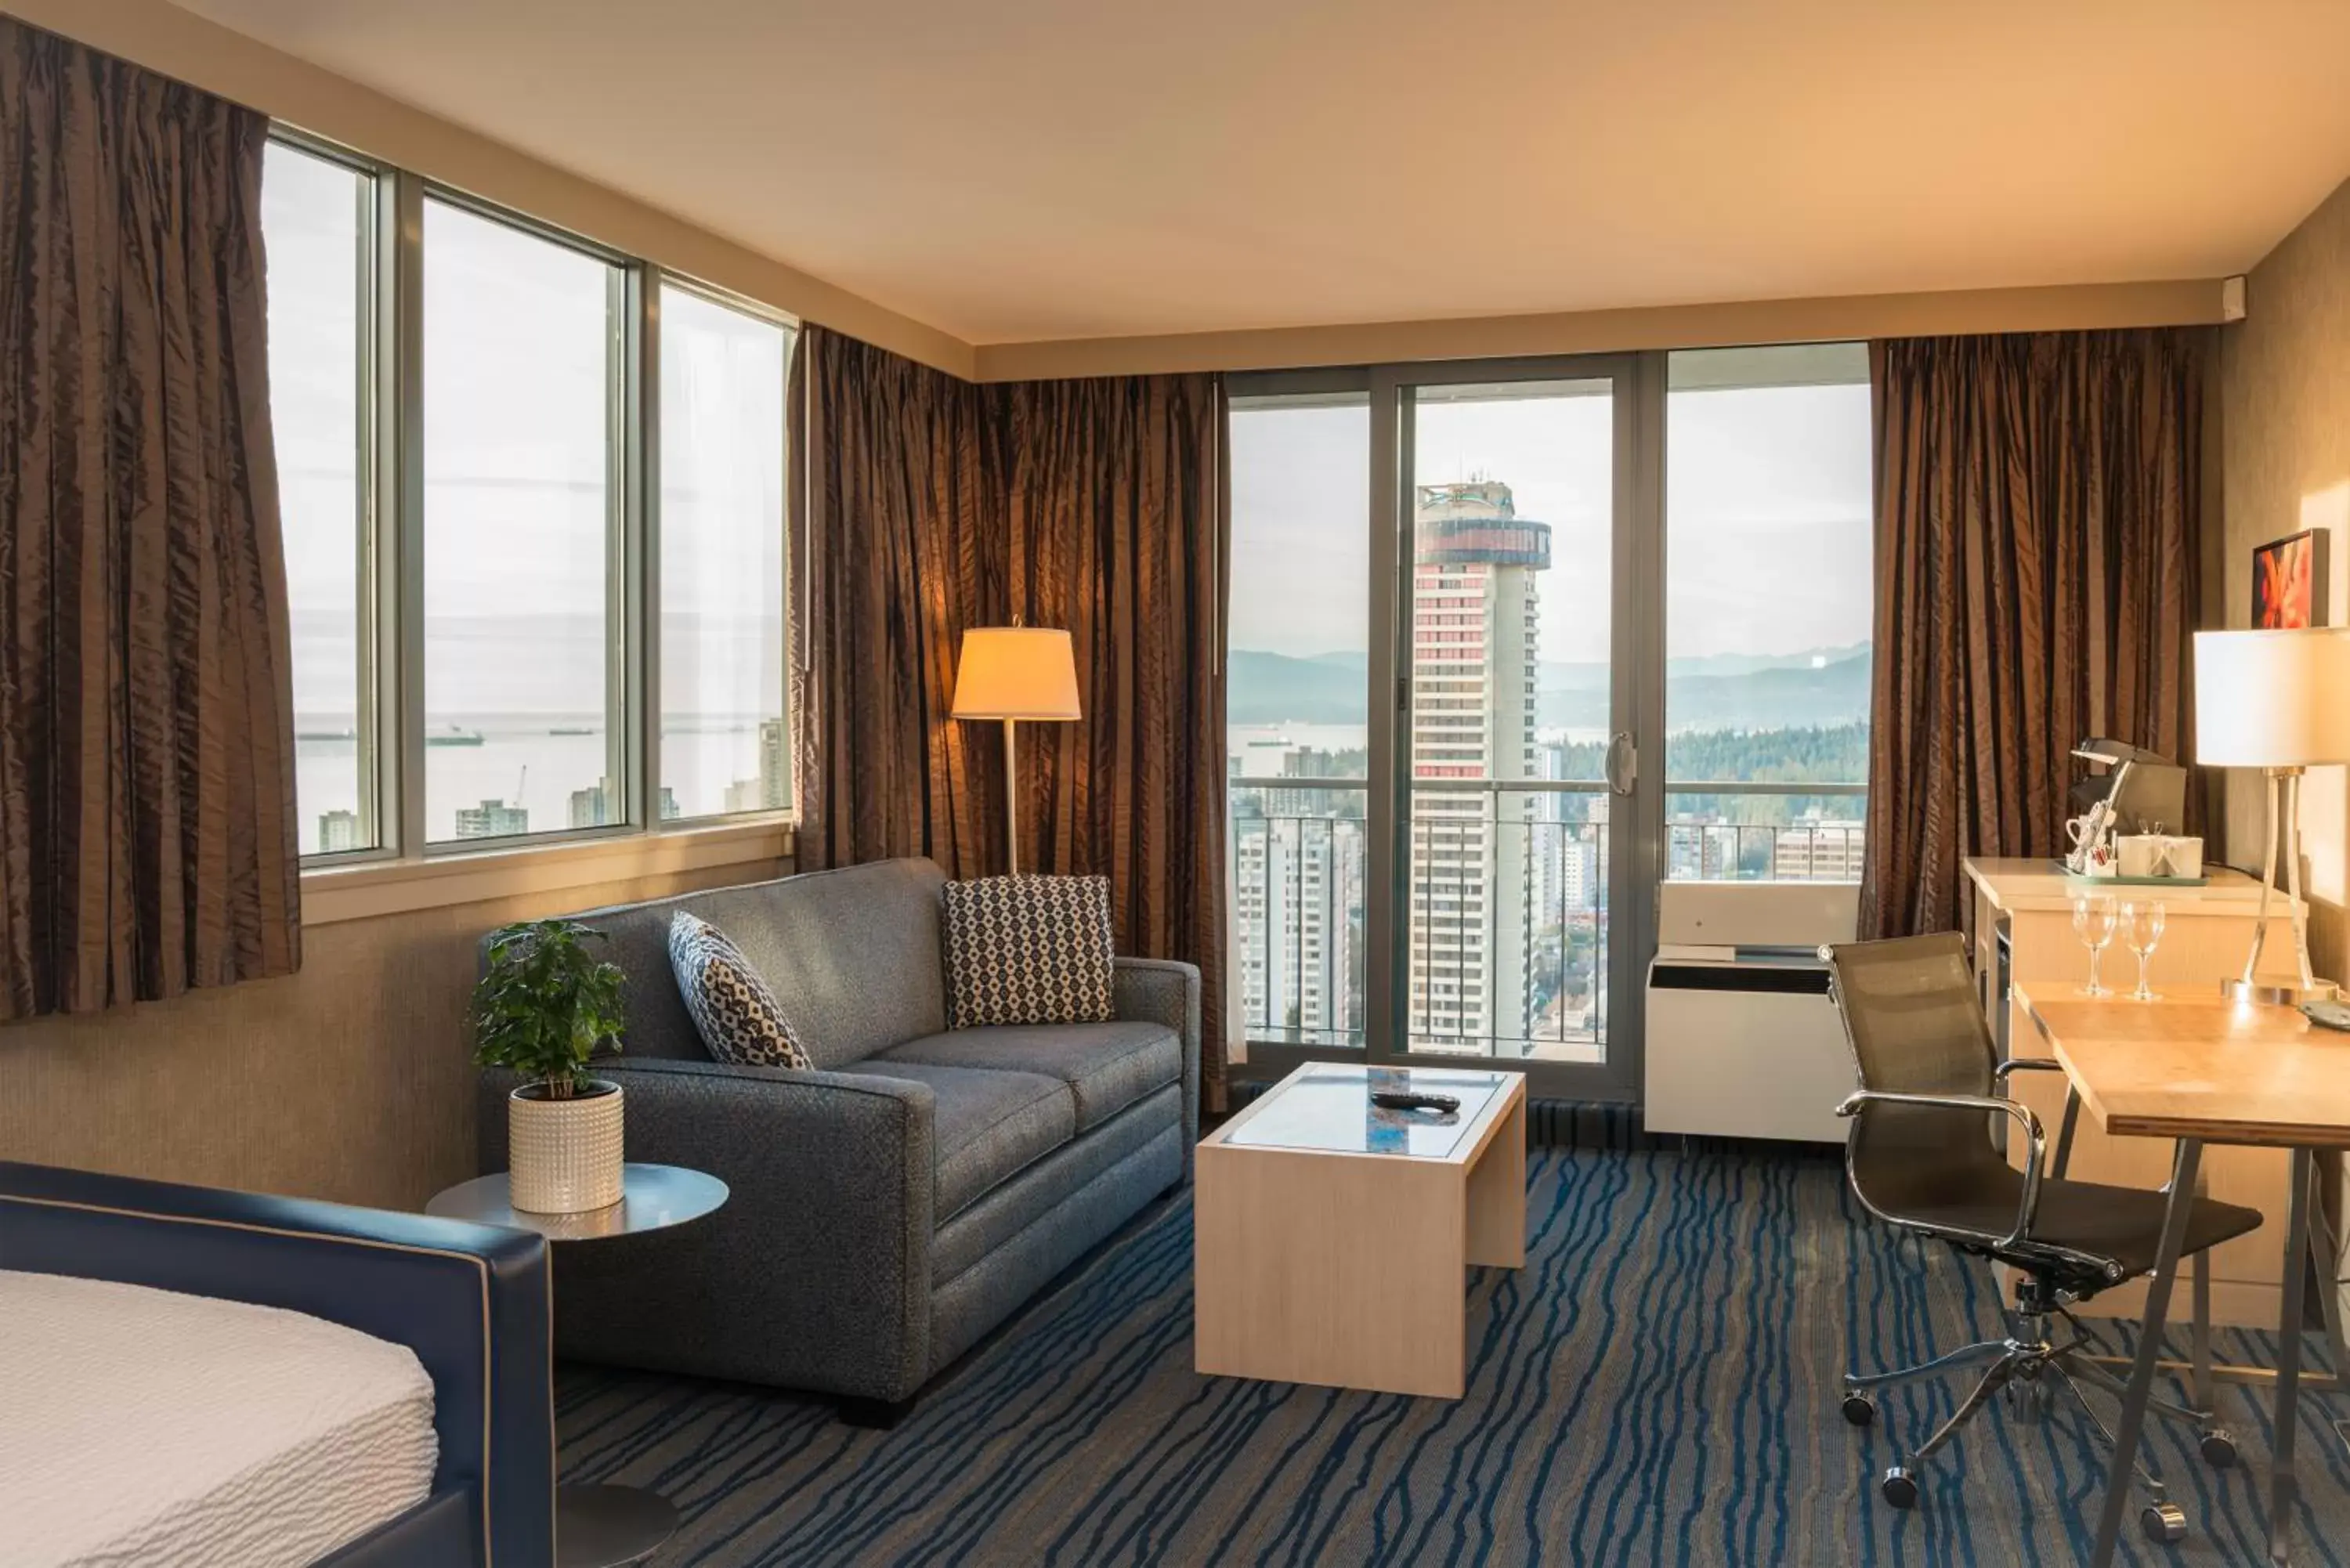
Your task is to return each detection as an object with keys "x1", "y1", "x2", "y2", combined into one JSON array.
[
  {"x1": 0, "y1": 861, "x2": 785, "y2": 1210},
  {"x1": 2218, "y1": 173, "x2": 2350, "y2": 981},
  {"x1": 978, "y1": 279, "x2": 2235, "y2": 381},
  {"x1": 2217, "y1": 172, "x2": 2350, "y2": 1320}
]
